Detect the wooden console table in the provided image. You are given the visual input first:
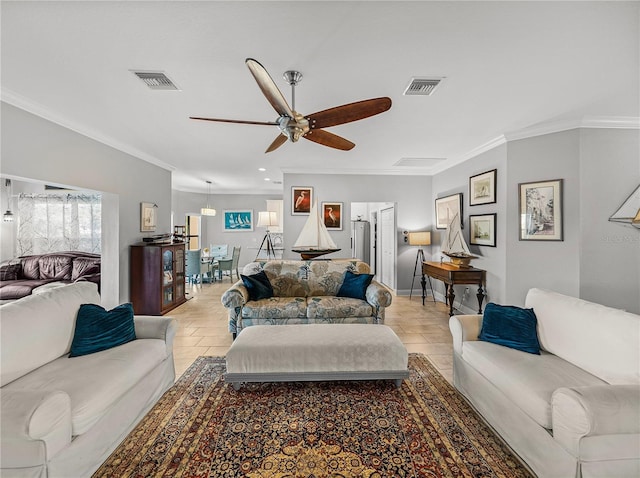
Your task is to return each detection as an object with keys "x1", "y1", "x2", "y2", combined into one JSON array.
[{"x1": 421, "y1": 261, "x2": 486, "y2": 316}]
